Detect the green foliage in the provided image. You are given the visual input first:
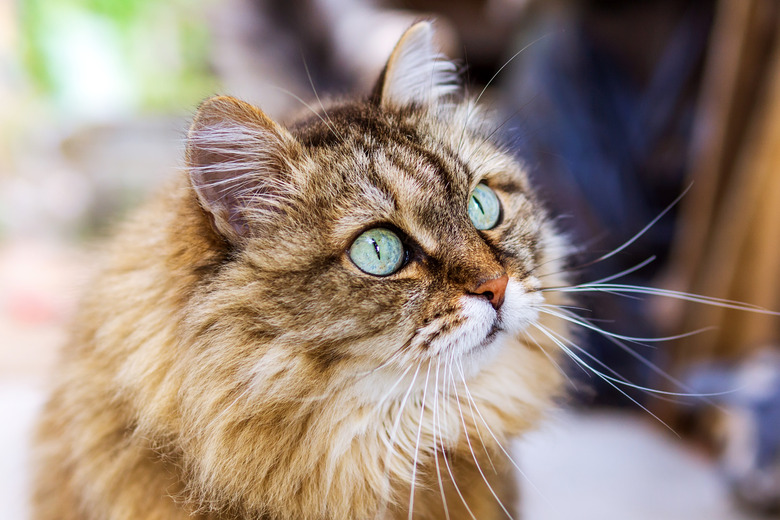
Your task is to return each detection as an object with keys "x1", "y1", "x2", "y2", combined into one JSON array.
[
  {"x1": 19, "y1": 0, "x2": 54, "y2": 92},
  {"x1": 76, "y1": 0, "x2": 157, "y2": 24},
  {"x1": 19, "y1": 0, "x2": 219, "y2": 113}
]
